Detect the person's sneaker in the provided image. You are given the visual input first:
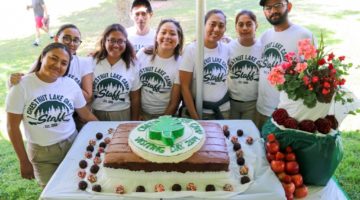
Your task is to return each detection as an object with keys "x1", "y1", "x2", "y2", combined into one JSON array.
[
  {"x1": 49, "y1": 35, "x2": 54, "y2": 39},
  {"x1": 33, "y1": 41, "x2": 39, "y2": 46}
]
